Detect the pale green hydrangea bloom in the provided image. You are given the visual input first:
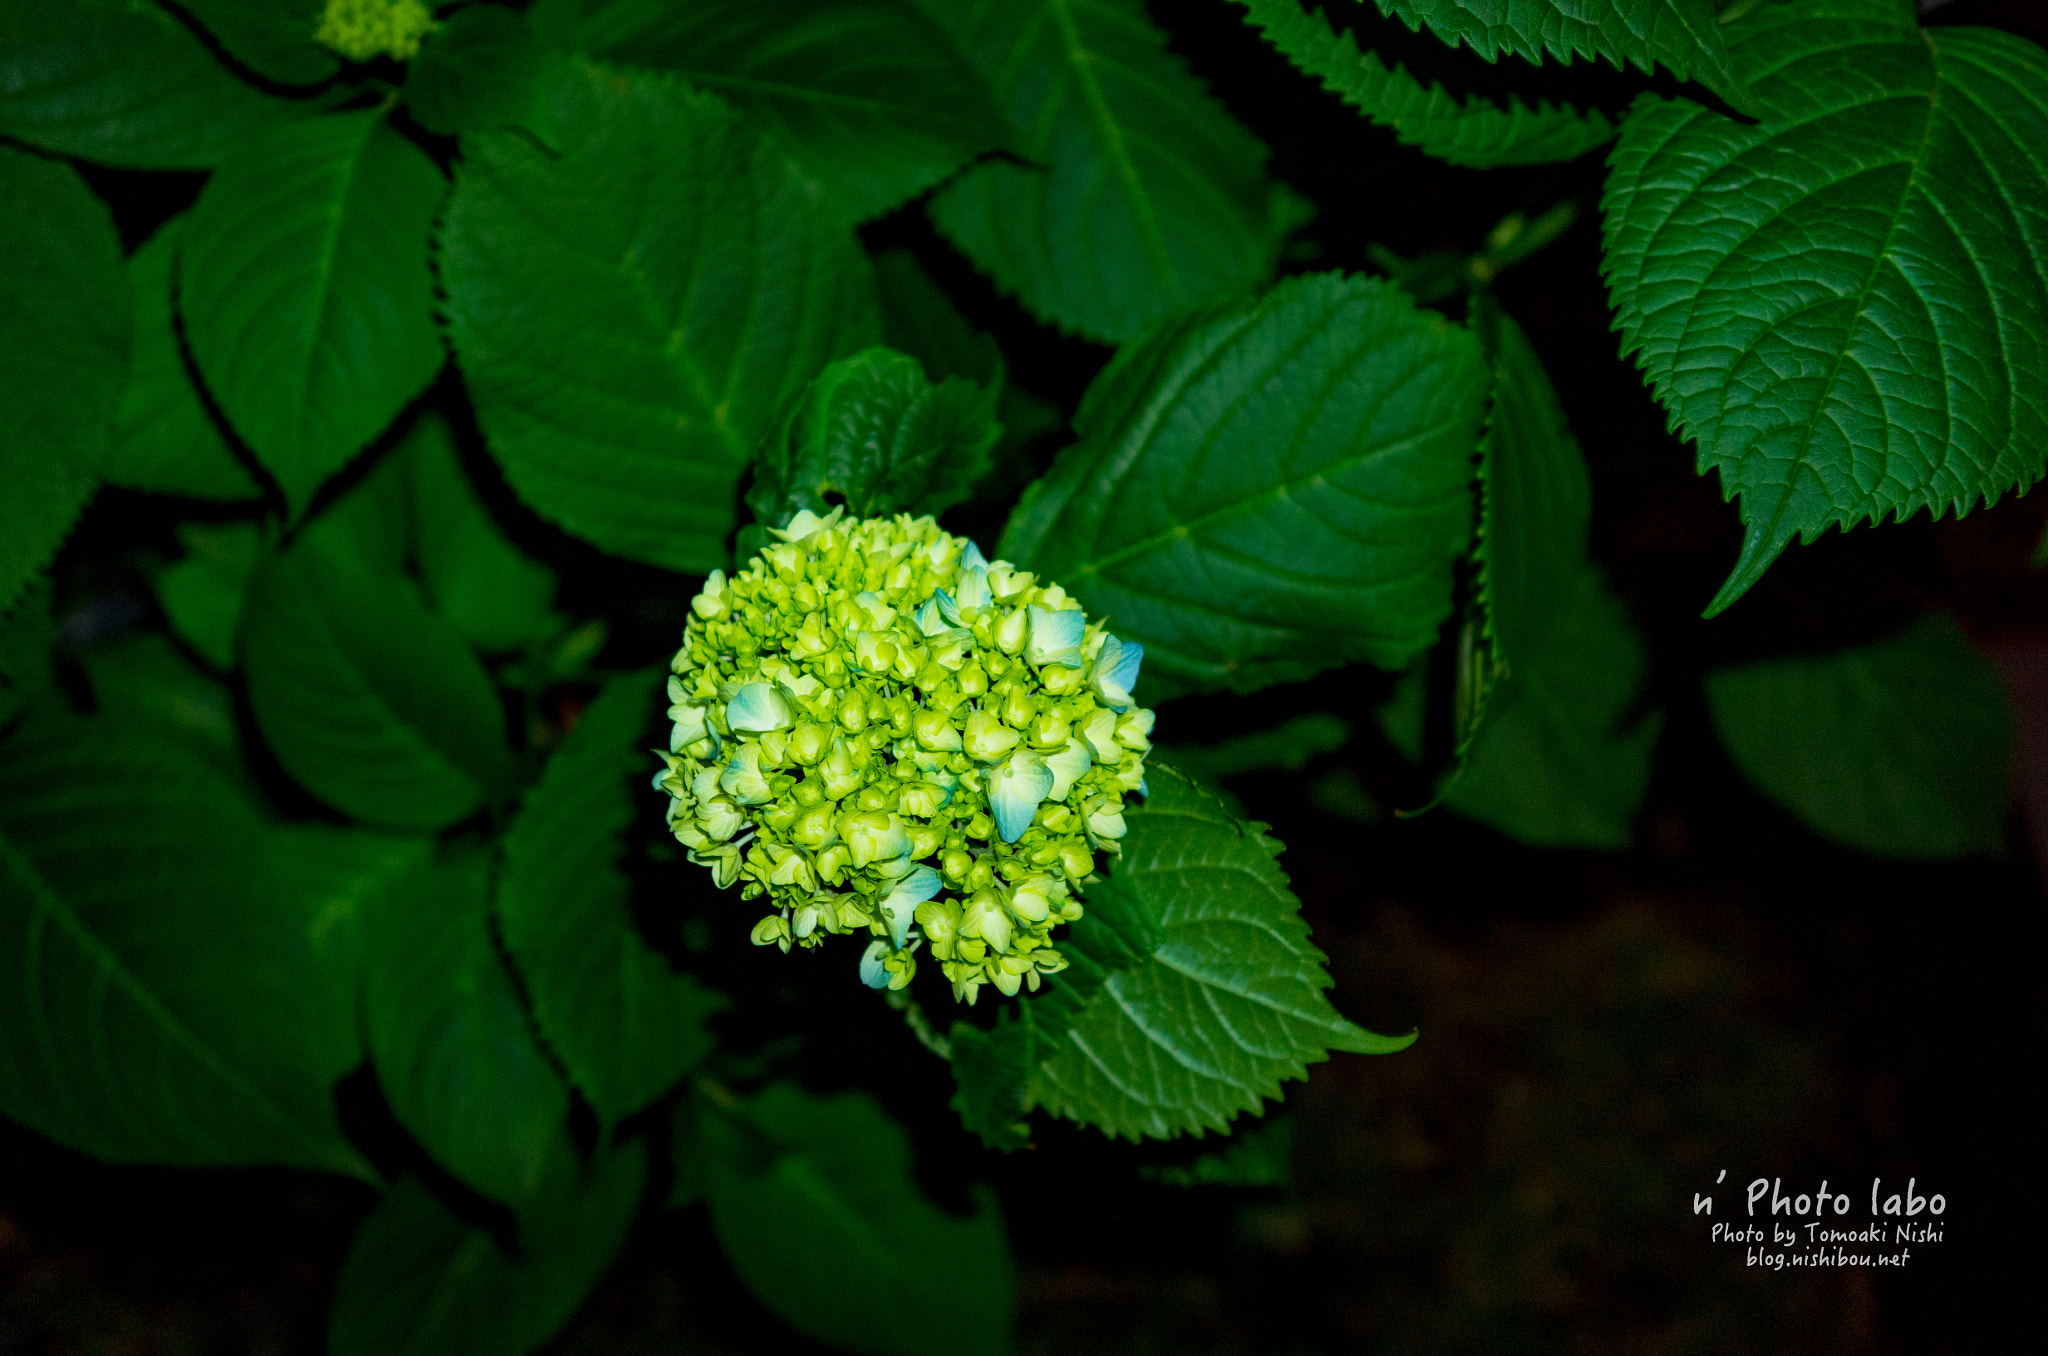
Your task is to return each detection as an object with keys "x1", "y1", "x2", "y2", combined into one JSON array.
[
  {"x1": 315, "y1": 0, "x2": 436, "y2": 61},
  {"x1": 653, "y1": 509, "x2": 1153, "y2": 1004}
]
